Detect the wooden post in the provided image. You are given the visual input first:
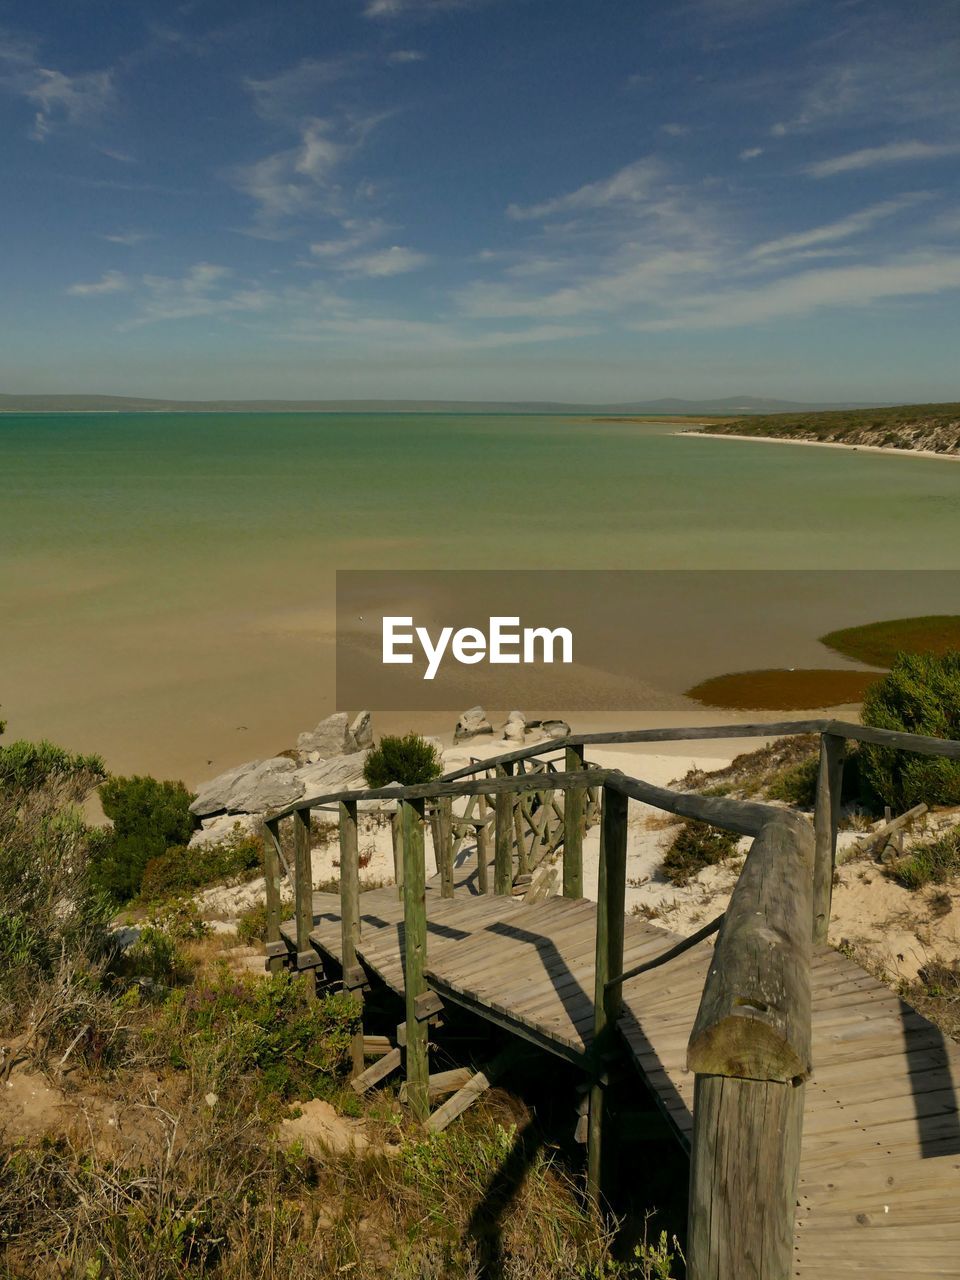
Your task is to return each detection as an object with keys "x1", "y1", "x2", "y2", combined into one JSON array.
[
  {"x1": 429, "y1": 804, "x2": 443, "y2": 877},
  {"x1": 514, "y1": 797, "x2": 529, "y2": 875},
  {"x1": 812, "y1": 732, "x2": 845, "y2": 944},
  {"x1": 339, "y1": 800, "x2": 365, "y2": 1078},
  {"x1": 686, "y1": 815, "x2": 814, "y2": 1280},
  {"x1": 262, "y1": 817, "x2": 285, "y2": 974},
  {"x1": 564, "y1": 745, "x2": 585, "y2": 898},
  {"x1": 438, "y1": 796, "x2": 454, "y2": 899},
  {"x1": 494, "y1": 764, "x2": 514, "y2": 895},
  {"x1": 587, "y1": 784, "x2": 628, "y2": 1201},
  {"x1": 293, "y1": 806, "x2": 316, "y2": 998},
  {"x1": 402, "y1": 797, "x2": 429, "y2": 1124},
  {"x1": 391, "y1": 809, "x2": 404, "y2": 899},
  {"x1": 476, "y1": 796, "x2": 490, "y2": 894}
]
